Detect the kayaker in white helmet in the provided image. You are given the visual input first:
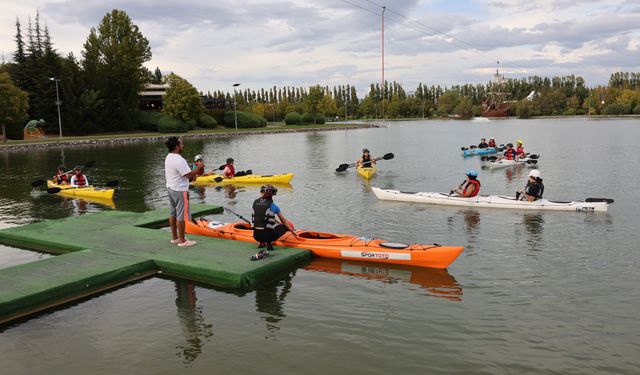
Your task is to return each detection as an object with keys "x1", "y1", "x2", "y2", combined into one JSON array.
[
  {"x1": 356, "y1": 148, "x2": 376, "y2": 168},
  {"x1": 517, "y1": 169, "x2": 544, "y2": 201},
  {"x1": 191, "y1": 154, "x2": 213, "y2": 176},
  {"x1": 488, "y1": 138, "x2": 497, "y2": 148}
]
